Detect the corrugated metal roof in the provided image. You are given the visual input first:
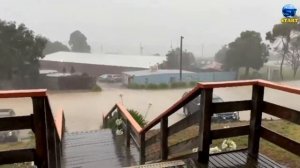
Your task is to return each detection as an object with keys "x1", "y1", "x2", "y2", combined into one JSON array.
[
  {"x1": 123, "y1": 69, "x2": 195, "y2": 76},
  {"x1": 42, "y1": 51, "x2": 166, "y2": 68}
]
